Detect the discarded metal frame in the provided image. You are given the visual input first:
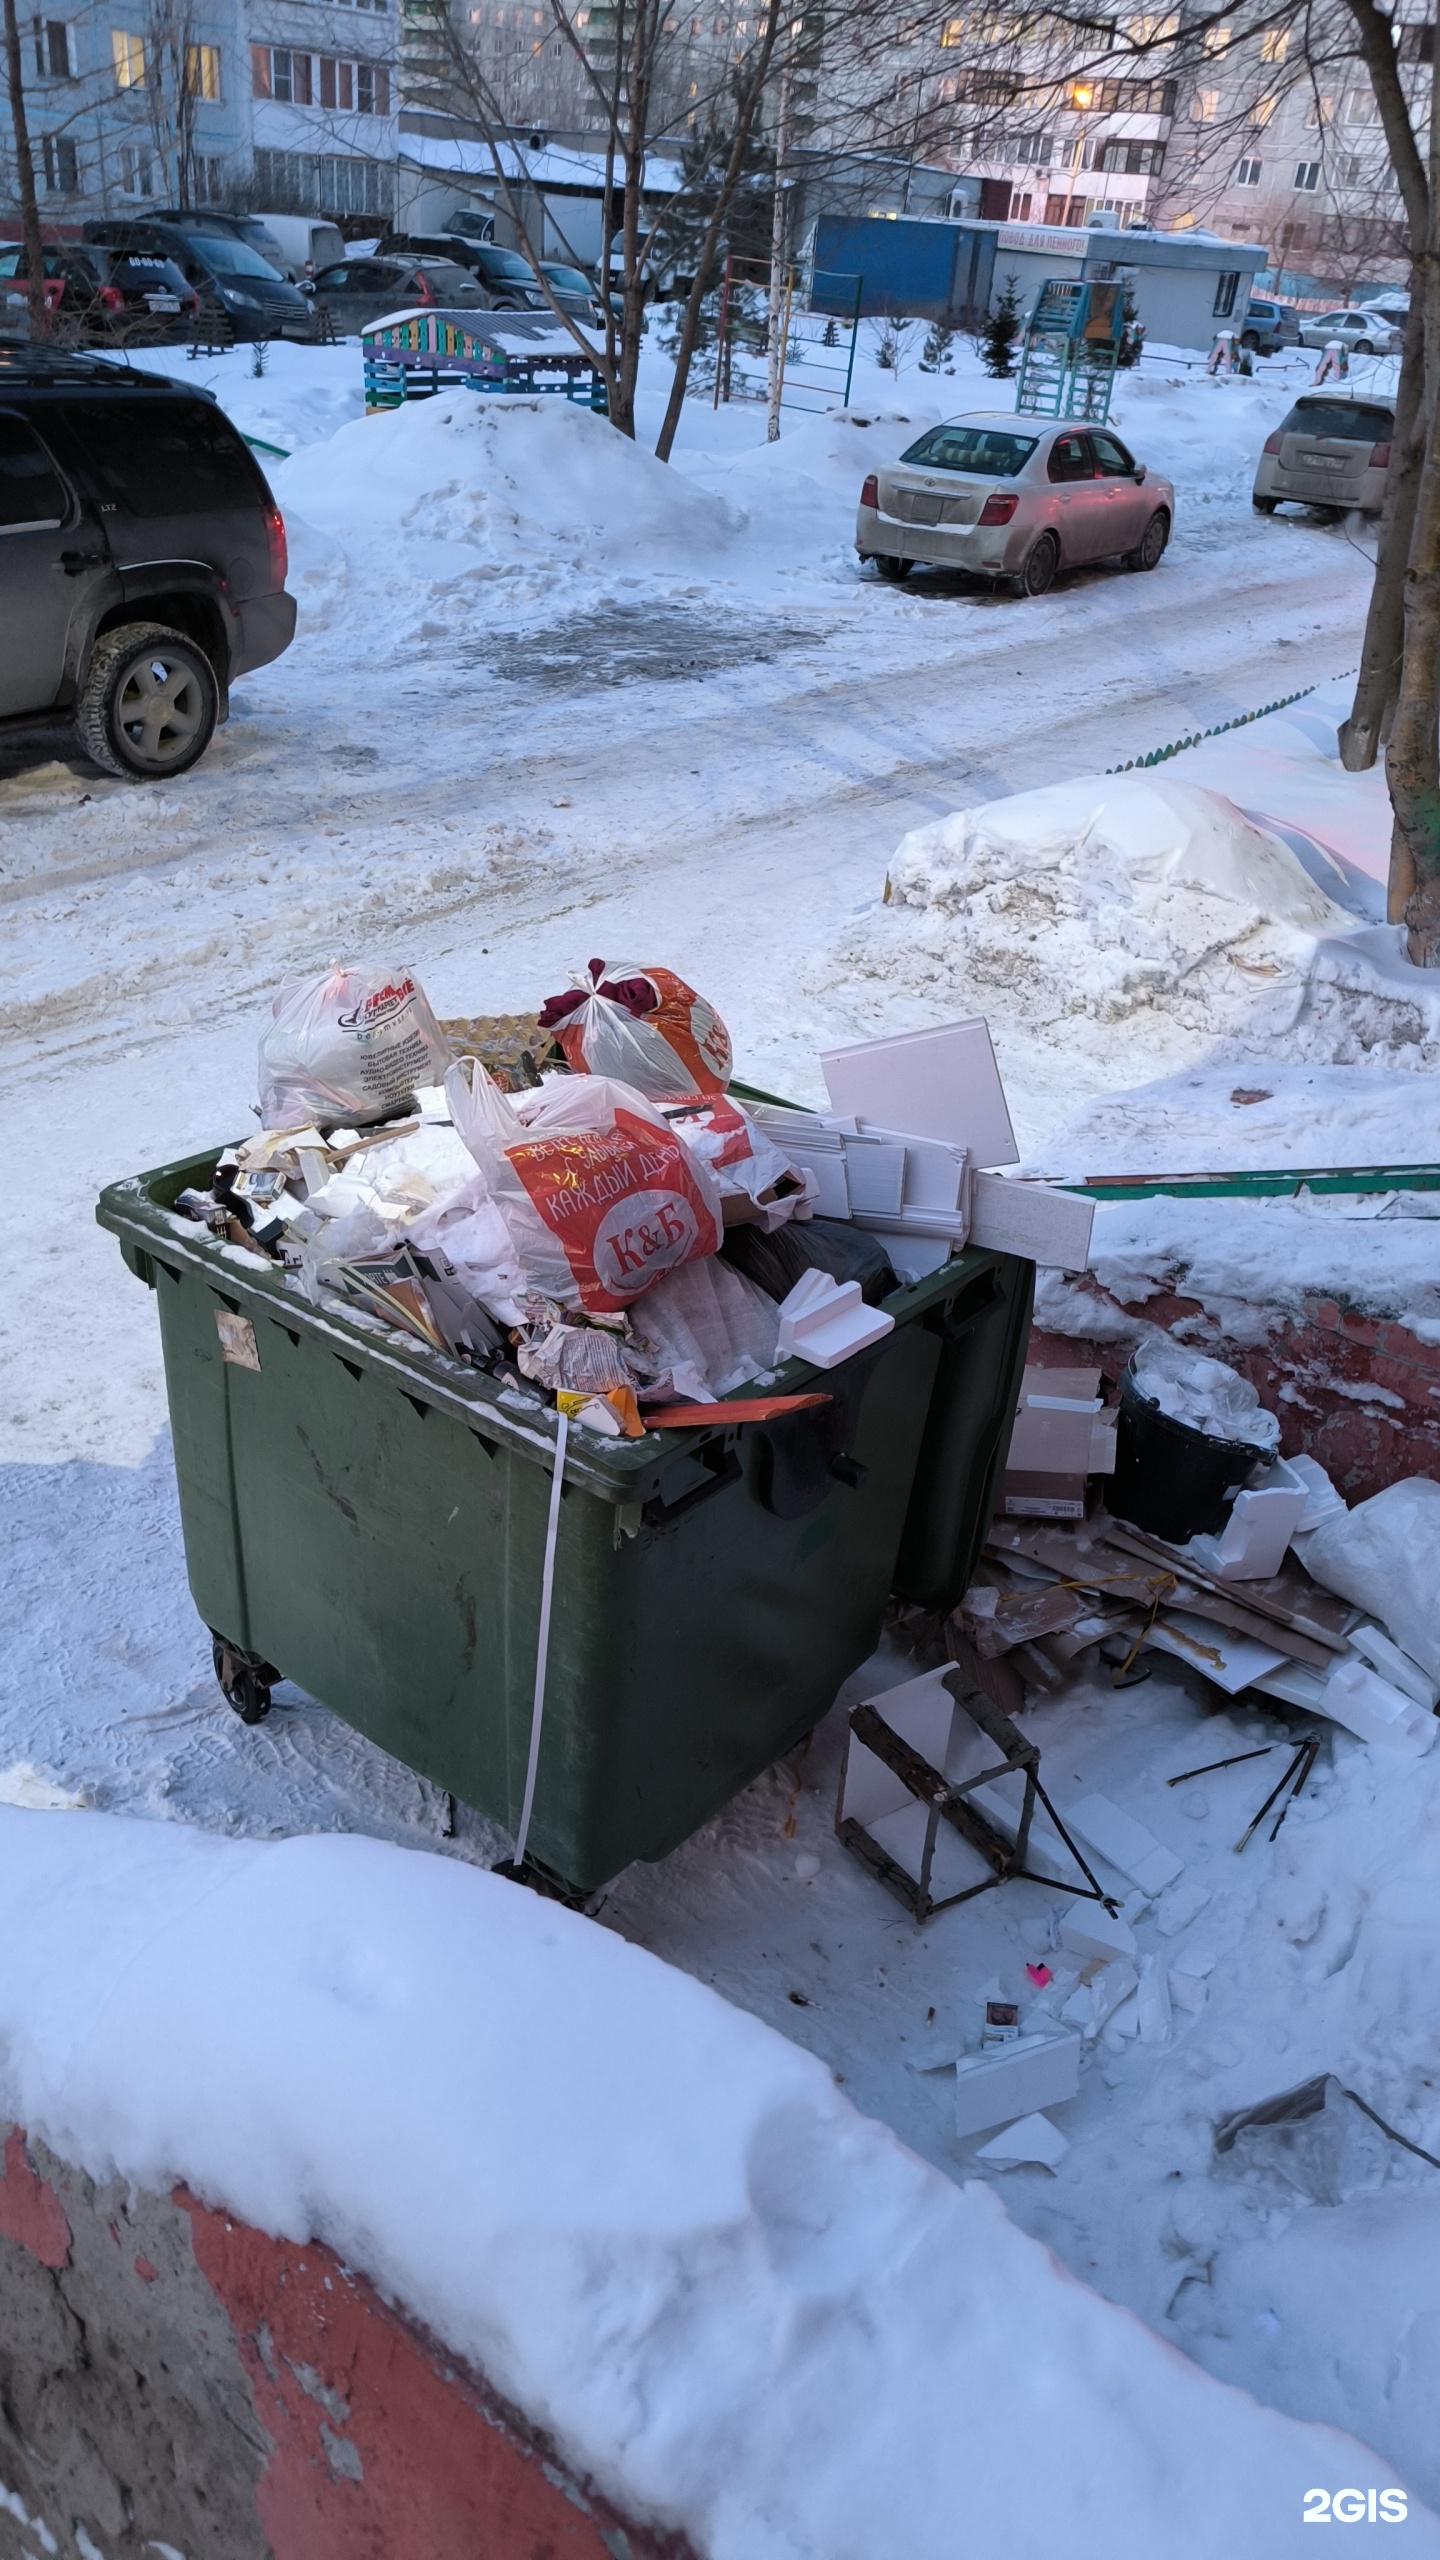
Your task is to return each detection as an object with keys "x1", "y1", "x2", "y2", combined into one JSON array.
[{"x1": 836, "y1": 1667, "x2": 1119, "y2": 1924}]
